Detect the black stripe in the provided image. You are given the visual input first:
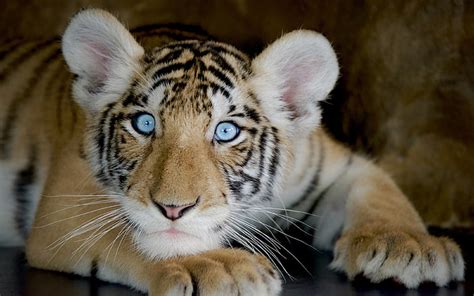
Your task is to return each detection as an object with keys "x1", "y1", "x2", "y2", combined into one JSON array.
[
  {"x1": 157, "y1": 41, "x2": 201, "y2": 52},
  {"x1": 243, "y1": 105, "x2": 261, "y2": 123},
  {"x1": 244, "y1": 127, "x2": 268, "y2": 196},
  {"x1": 171, "y1": 82, "x2": 187, "y2": 92},
  {"x1": 140, "y1": 94, "x2": 149, "y2": 105},
  {"x1": 149, "y1": 78, "x2": 173, "y2": 92},
  {"x1": 229, "y1": 180, "x2": 243, "y2": 199},
  {"x1": 300, "y1": 183, "x2": 332, "y2": 223},
  {"x1": 0, "y1": 39, "x2": 57, "y2": 81},
  {"x1": 301, "y1": 154, "x2": 354, "y2": 223},
  {"x1": 50, "y1": 63, "x2": 68, "y2": 136},
  {"x1": 247, "y1": 91, "x2": 261, "y2": 107},
  {"x1": 237, "y1": 147, "x2": 253, "y2": 167},
  {"x1": 267, "y1": 127, "x2": 280, "y2": 181},
  {"x1": 257, "y1": 128, "x2": 268, "y2": 179},
  {"x1": 207, "y1": 43, "x2": 250, "y2": 77},
  {"x1": 106, "y1": 112, "x2": 124, "y2": 181},
  {"x1": 190, "y1": 273, "x2": 199, "y2": 296},
  {"x1": 68, "y1": 82, "x2": 78, "y2": 136},
  {"x1": 207, "y1": 42, "x2": 247, "y2": 63},
  {"x1": 111, "y1": 117, "x2": 132, "y2": 188},
  {"x1": 90, "y1": 259, "x2": 98, "y2": 278},
  {"x1": 136, "y1": 30, "x2": 206, "y2": 46},
  {"x1": 132, "y1": 23, "x2": 210, "y2": 38},
  {"x1": 0, "y1": 40, "x2": 24, "y2": 61},
  {"x1": 14, "y1": 145, "x2": 37, "y2": 239},
  {"x1": 228, "y1": 105, "x2": 236, "y2": 113},
  {"x1": 208, "y1": 53, "x2": 237, "y2": 77},
  {"x1": 207, "y1": 81, "x2": 230, "y2": 99},
  {"x1": 229, "y1": 112, "x2": 245, "y2": 118},
  {"x1": 151, "y1": 59, "x2": 195, "y2": 81},
  {"x1": 287, "y1": 135, "x2": 325, "y2": 209},
  {"x1": 96, "y1": 103, "x2": 116, "y2": 183},
  {"x1": 122, "y1": 93, "x2": 136, "y2": 107},
  {"x1": 79, "y1": 142, "x2": 87, "y2": 160},
  {"x1": 122, "y1": 93, "x2": 146, "y2": 108},
  {"x1": 126, "y1": 159, "x2": 138, "y2": 172},
  {"x1": 207, "y1": 65, "x2": 234, "y2": 89},
  {"x1": 245, "y1": 127, "x2": 258, "y2": 136},
  {"x1": 97, "y1": 103, "x2": 115, "y2": 158},
  {"x1": 0, "y1": 48, "x2": 61, "y2": 159},
  {"x1": 259, "y1": 128, "x2": 281, "y2": 201},
  {"x1": 89, "y1": 259, "x2": 100, "y2": 296},
  {"x1": 151, "y1": 49, "x2": 186, "y2": 66}
]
